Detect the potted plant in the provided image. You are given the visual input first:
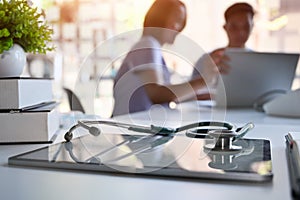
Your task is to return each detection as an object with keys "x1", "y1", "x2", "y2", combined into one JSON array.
[{"x1": 0, "y1": 0, "x2": 54, "y2": 77}]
